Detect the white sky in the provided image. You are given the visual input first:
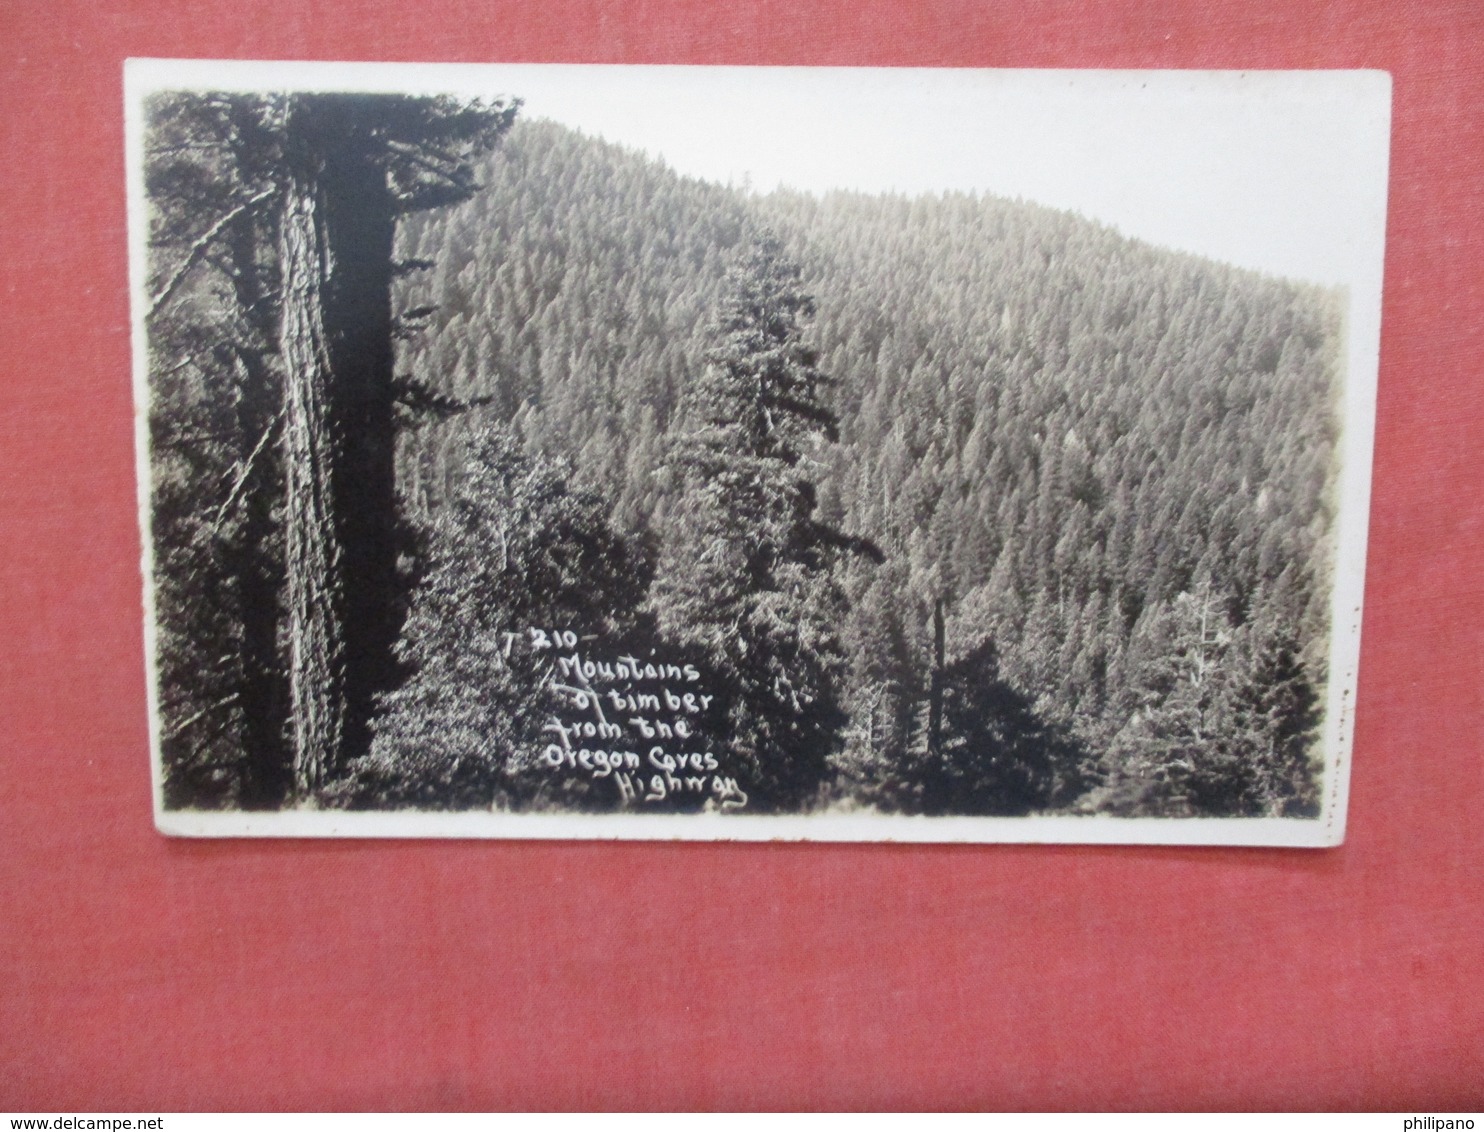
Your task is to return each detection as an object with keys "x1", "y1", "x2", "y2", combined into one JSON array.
[
  {"x1": 128, "y1": 61, "x2": 1391, "y2": 289},
  {"x1": 489, "y1": 67, "x2": 1392, "y2": 288}
]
